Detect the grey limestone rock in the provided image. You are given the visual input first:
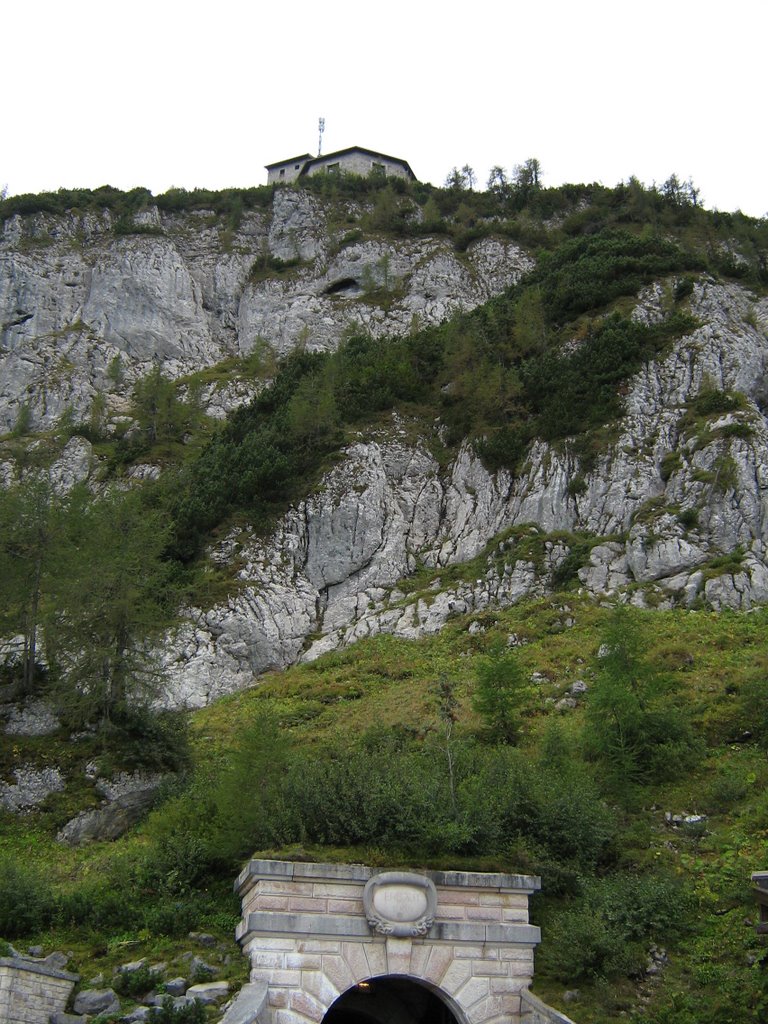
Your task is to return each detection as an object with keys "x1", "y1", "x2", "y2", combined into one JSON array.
[
  {"x1": 0, "y1": 764, "x2": 64, "y2": 812},
  {"x1": 120, "y1": 1008, "x2": 153, "y2": 1023},
  {"x1": 95, "y1": 771, "x2": 165, "y2": 802},
  {"x1": 185, "y1": 980, "x2": 230, "y2": 1004},
  {"x1": 164, "y1": 978, "x2": 188, "y2": 996},
  {"x1": 56, "y1": 788, "x2": 159, "y2": 845},
  {"x1": 73, "y1": 988, "x2": 121, "y2": 1016},
  {"x1": 2, "y1": 698, "x2": 60, "y2": 736},
  {"x1": 0, "y1": 197, "x2": 530, "y2": 434}
]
